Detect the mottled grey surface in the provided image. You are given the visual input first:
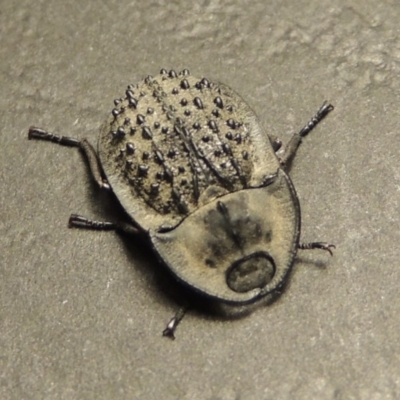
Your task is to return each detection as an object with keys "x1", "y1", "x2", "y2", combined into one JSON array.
[{"x1": 1, "y1": 1, "x2": 400, "y2": 399}]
